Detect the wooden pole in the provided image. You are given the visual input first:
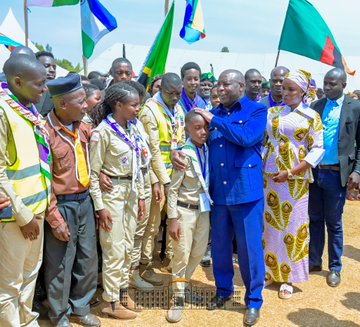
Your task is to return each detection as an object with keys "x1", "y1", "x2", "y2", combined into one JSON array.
[
  {"x1": 274, "y1": 50, "x2": 280, "y2": 67},
  {"x1": 82, "y1": 55, "x2": 88, "y2": 77},
  {"x1": 164, "y1": 0, "x2": 169, "y2": 16},
  {"x1": 24, "y1": 0, "x2": 29, "y2": 46},
  {"x1": 122, "y1": 43, "x2": 126, "y2": 58}
]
